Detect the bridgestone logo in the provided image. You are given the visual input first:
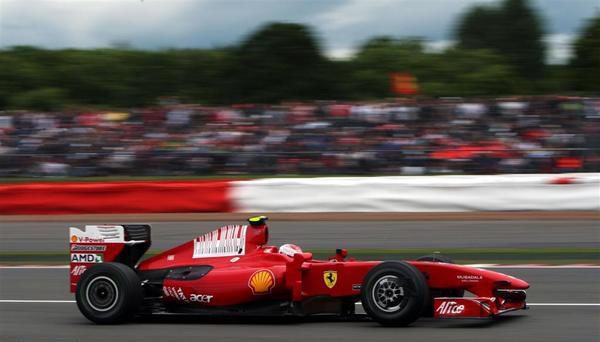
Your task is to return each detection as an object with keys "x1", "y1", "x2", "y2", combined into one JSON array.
[
  {"x1": 436, "y1": 301, "x2": 465, "y2": 315},
  {"x1": 70, "y1": 244, "x2": 106, "y2": 252}
]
